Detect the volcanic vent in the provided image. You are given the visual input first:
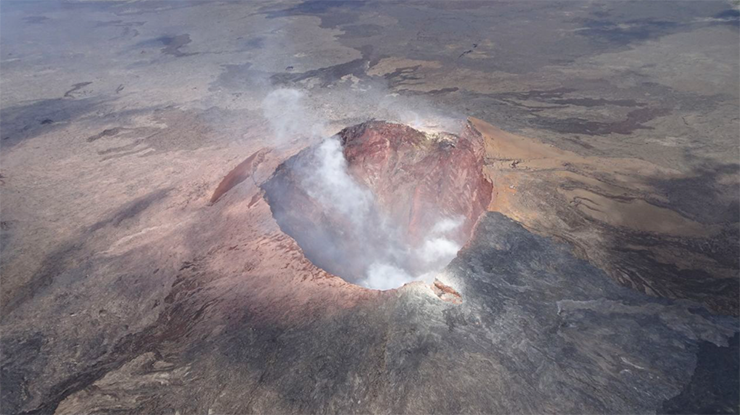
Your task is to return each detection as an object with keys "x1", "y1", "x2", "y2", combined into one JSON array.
[{"x1": 262, "y1": 121, "x2": 492, "y2": 290}]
